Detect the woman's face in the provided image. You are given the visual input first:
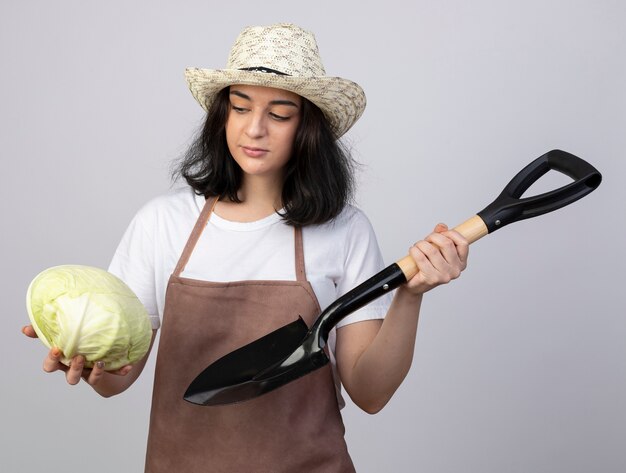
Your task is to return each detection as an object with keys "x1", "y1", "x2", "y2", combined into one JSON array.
[{"x1": 225, "y1": 84, "x2": 302, "y2": 183}]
